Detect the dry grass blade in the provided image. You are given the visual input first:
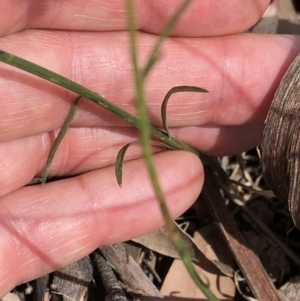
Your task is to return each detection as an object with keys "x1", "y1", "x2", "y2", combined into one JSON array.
[
  {"x1": 202, "y1": 166, "x2": 283, "y2": 301},
  {"x1": 259, "y1": 53, "x2": 300, "y2": 228}
]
